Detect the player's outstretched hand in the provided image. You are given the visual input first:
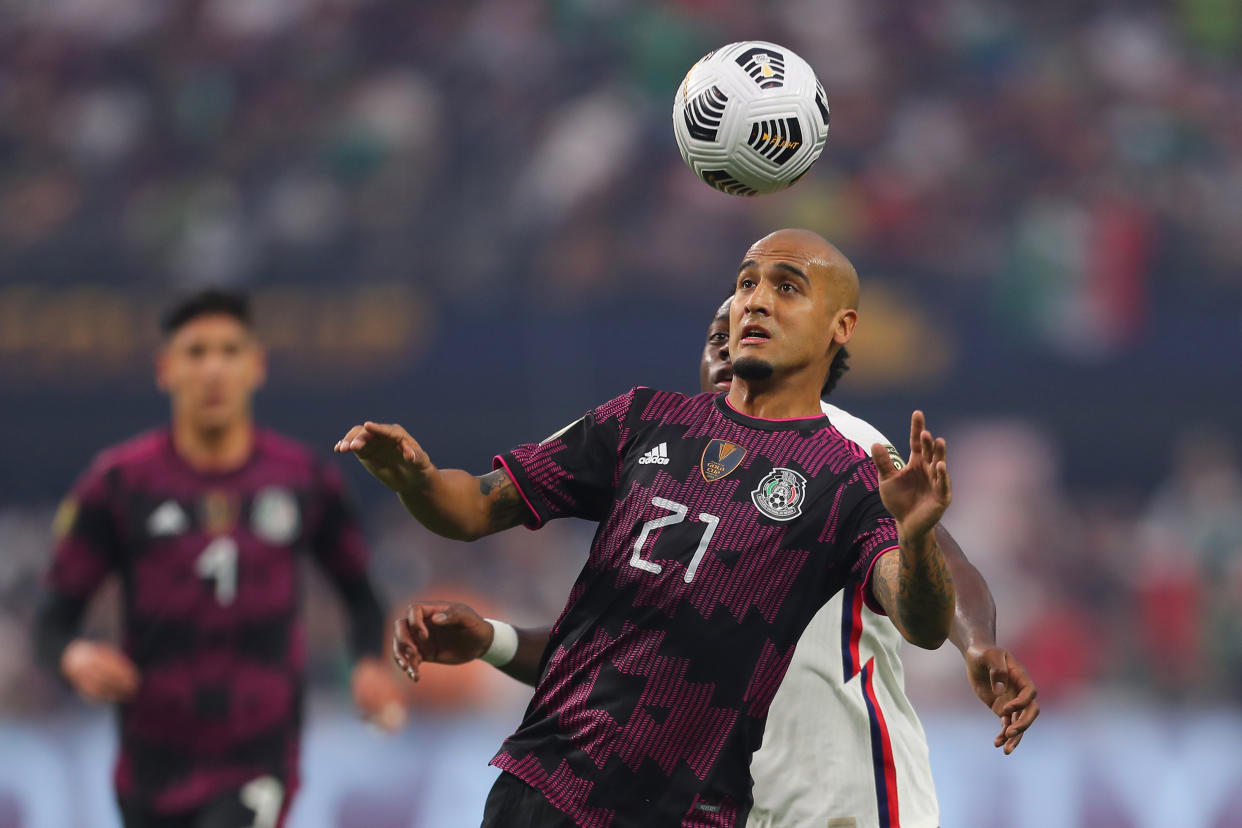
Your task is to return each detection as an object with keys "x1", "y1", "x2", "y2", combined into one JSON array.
[
  {"x1": 60, "y1": 640, "x2": 140, "y2": 704},
  {"x1": 335, "y1": 422, "x2": 432, "y2": 493},
  {"x1": 964, "y1": 645, "x2": 1040, "y2": 754},
  {"x1": 350, "y1": 656, "x2": 408, "y2": 733},
  {"x1": 392, "y1": 602, "x2": 493, "y2": 682},
  {"x1": 871, "y1": 410, "x2": 951, "y2": 539}
]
